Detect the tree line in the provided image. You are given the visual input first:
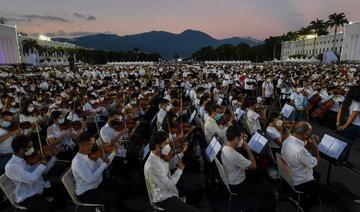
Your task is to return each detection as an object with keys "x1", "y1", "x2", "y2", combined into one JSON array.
[{"x1": 191, "y1": 12, "x2": 349, "y2": 62}]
